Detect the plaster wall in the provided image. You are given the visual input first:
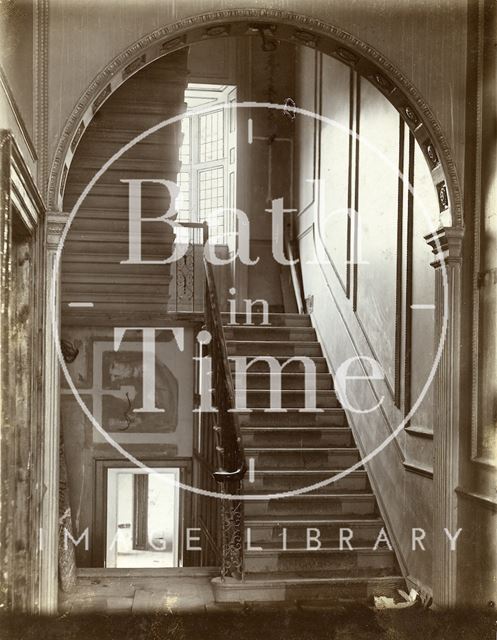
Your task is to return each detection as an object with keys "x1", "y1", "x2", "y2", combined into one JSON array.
[
  {"x1": 60, "y1": 325, "x2": 195, "y2": 566},
  {"x1": 295, "y1": 45, "x2": 439, "y2": 592}
]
